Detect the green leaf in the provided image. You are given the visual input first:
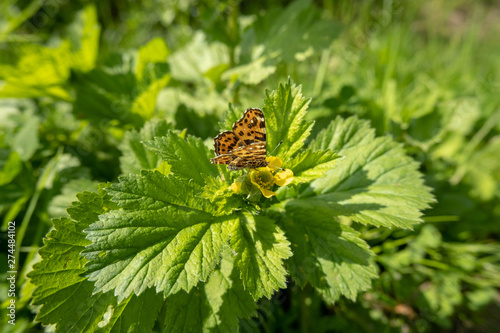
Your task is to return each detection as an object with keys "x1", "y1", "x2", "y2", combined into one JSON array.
[
  {"x1": 131, "y1": 74, "x2": 171, "y2": 120},
  {"x1": 83, "y1": 170, "x2": 233, "y2": 301},
  {"x1": 0, "y1": 151, "x2": 23, "y2": 186},
  {"x1": 104, "y1": 289, "x2": 165, "y2": 333},
  {"x1": 245, "y1": 0, "x2": 341, "y2": 62},
  {"x1": 221, "y1": 57, "x2": 276, "y2": 85},
  {"x1": 300, "y1": 115, "x2": 435, "y2": 229},
  {"x1": 460, "y1": 136, "x2": 500, "y2": 201},
  {"x1": 174, "y1": 104, "x2": 221, "y2": 139},
  {"x1": 12, "y1": 111, "x2": 39, "y2": 161},
  {"x1": 286, "y1": 149, "x2": 343, "y2": 184},
  {"x1": 136, "y1": 37, "x2": 170, "y2": 82},
  {"x1": 0, "y1": 42, "x2": 72, "y2": 100},
  {"x1": 29, "y1": 187, "x2": 164, "y2": 333},
  {"x1": 72, "y1": 62, "x2": 143, "y2": 125},
  {"x1": 263, "y1": 78, "x2": 313, "y2": 162},
  {"x1": 48, "y1": 178, "x2": 98, "y2": 218},
  {"x1": 144, "y1": 131, "x2": 218, "y2": 188},
  {"x1": 221, "y1": 103, "x2": 245, "y2": 130},
  {"x1": 168, "y1": 32, "x2": 229, "y2": 83},
  {"x1": 163, "y1": 249, "x2": 257, "y2": 332},
  {"x1": 279, "y1": 208, "x2": 376, "y2": 303},
  {"x1": 230, "y1": 213, "x2": 292, "y2": 300},
  {"x1": 67, "y1": 4, "x2": 100, "y2": 72},
  {"x1": 74, "y1": 49, "x2": 170, "y2": 125},
  {"x1": 204, "y1": 63, "x2": 230, "y2": 84},
  {"x1": 466, "y1": 287, "x2": 497, "y2": 311},
  {"x1": 158, "y1": 86, "x2": 228, "y2": 123},
  {"x1": 420, "y1": 272, "x2": 462, "y2": 320},
  {"x1": 30, "y1": 216, "x2": 91, "y2": 307},
  {"x1": 231, "y1": 0, "x2": 341, "y2": 85},
  {"x1": 119, "y1": 119, "x2": 174, "y2": 175},
  {"x1": 199, "y1": 176, "x2": 246, "y2": 215},
  {"x1": 83, "y1": 167, "x2": 291, "y2": 303}
]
